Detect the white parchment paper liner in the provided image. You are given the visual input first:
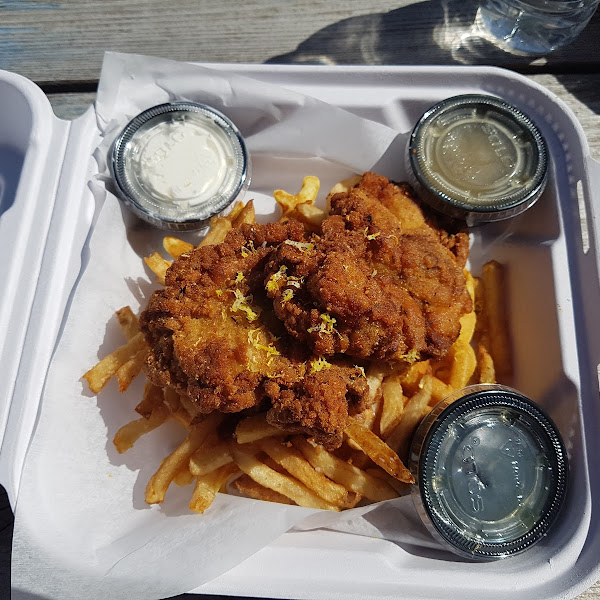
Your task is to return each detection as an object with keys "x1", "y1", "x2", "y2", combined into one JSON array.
[{"x1": 9, "y1": 52, "x2": 486, "y2": 600}]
